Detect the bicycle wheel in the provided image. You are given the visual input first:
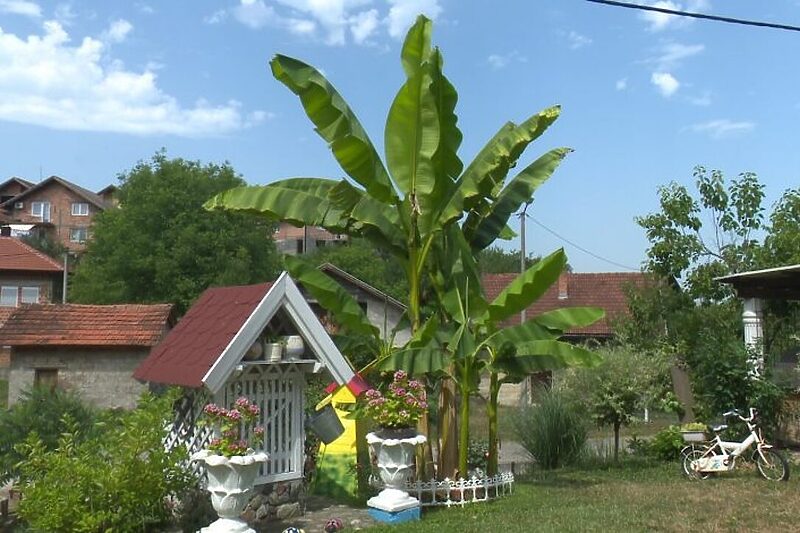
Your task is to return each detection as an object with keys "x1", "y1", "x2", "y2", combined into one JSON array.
[
  {"x1": 682, "y1": 448, "x2": 710, "y2": 480},
  {"x1": 755, "y1": 449, "x2": 790, "y2": 481}
]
